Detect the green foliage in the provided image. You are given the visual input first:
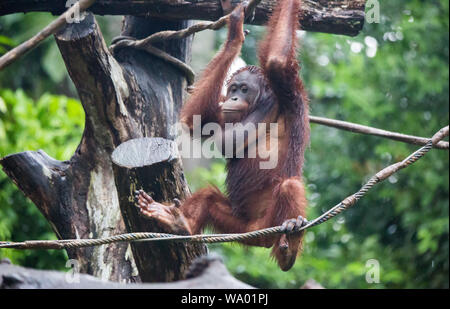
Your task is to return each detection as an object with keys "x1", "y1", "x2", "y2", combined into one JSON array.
[
  {"x1": 0, "y1": 89, "x2": 84, "y2": 268},
  {"x1": 186, "y1": 161, "x2": 228, "y2": 192},
  {"x1": 0, "y1": 13, "x2": 121, "y2": 98}
]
